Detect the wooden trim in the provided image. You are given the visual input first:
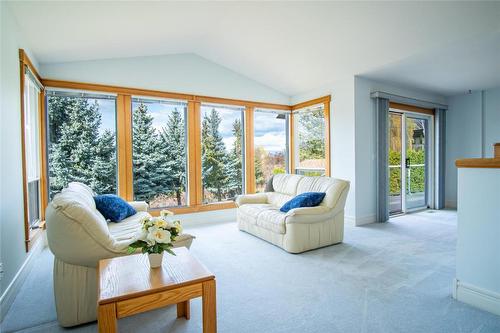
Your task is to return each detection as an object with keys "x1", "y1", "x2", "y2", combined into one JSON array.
[
  {"x1": 495, "y1": 143, "x2": 500, "y2": 159},
  {"x1": 244, "y1": 107, "x2": 255, "y2": 193},
  {"x1": 39, "y1": 90, "x2": 48, "y2": 221},
  {"x1": 149, "y1": 202, "x2": 236, "y2": 216},
  {"x1": 116, "y1": 283, "x2": 203, "y2": 318},
  {"x1": 455, "y1": 158, "x2": 500, "y2": 169},
  {"x1": 389, "y1": 102, "x2": 434, "y2": 116},
  {"x1": 291, "y1": 95, "x2": 331, "y2": 111},
  {"x1": 41, "y1": 79, "x2": 291, "y2": 111},
  {"x1": 193, "y1": 102, "x2": 203, "y2": 206},
  {"x1": 289, "y1": 112, "x2": 295, "y2": 173},
  {"x1": 19, "y1": 53, "x2": 30, "y2": 252},
  {"x1": 19, "y1": 49, "x2": 42, "y2": 83},
  {"x1": 117, "y1": 95, "x2": 133, "y2": 200},
  {"x1": 324, "y1": 99, "x2": 331, "y2": 176},
  {"x1": 187, "y1": 101, "x2": 198, "y2": 206}
]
